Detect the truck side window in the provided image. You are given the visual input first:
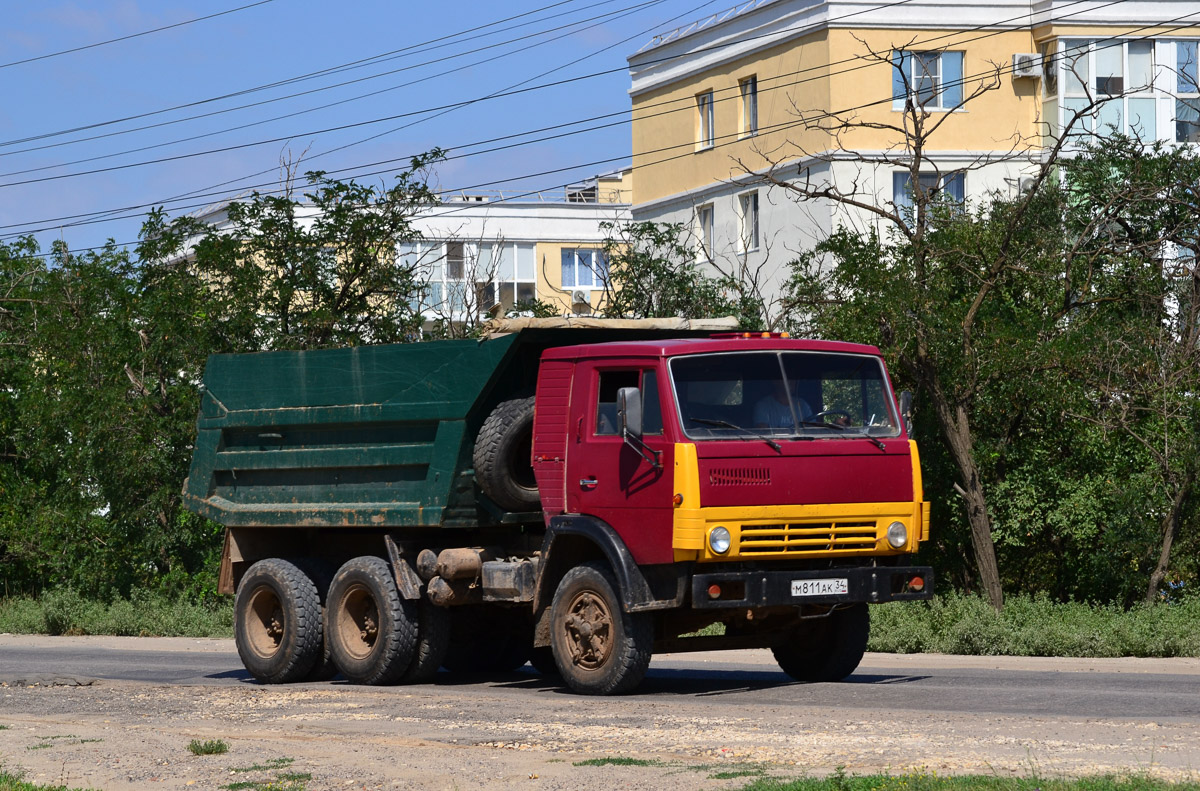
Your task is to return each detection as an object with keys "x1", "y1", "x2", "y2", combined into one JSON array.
[
  {"x1": 642, "y1": 370, "x2": 663, "y2": 435},
  {"x1": 596, "y1": 371, "x2": 639, "y2": 435}
]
